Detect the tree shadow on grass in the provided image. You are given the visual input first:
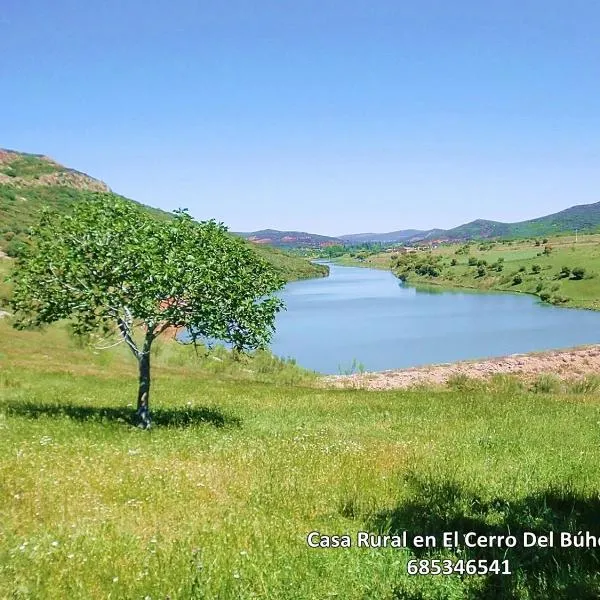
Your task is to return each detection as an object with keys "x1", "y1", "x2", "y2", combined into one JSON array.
[
  {"x1": 4, "y1": 401, "x2": 241, "y2": 429},
  {"x1": 365, "y1": 475, "x2": 600, "y2": 600}
]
